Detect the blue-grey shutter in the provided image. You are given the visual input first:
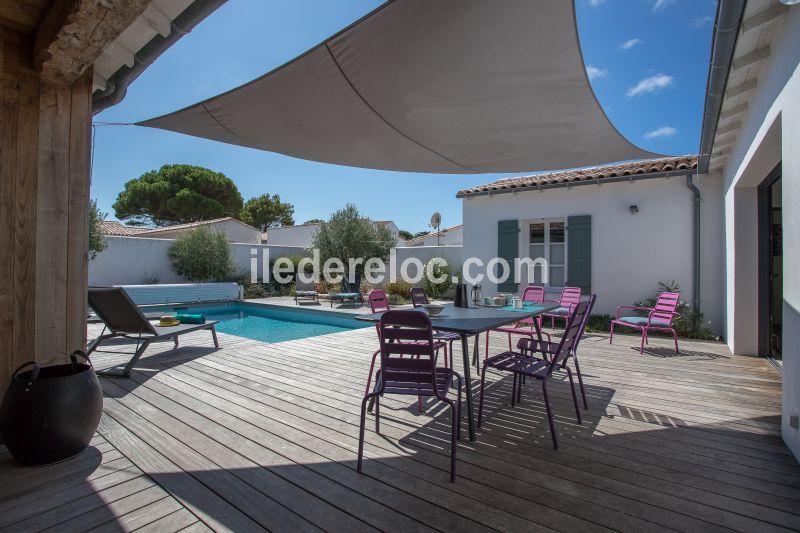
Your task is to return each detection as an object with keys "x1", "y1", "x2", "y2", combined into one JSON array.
[
  {"x1": 567, "y1": 215, "x2": 591, "y2": 292},
  {"x1": 497, "y1": 219, "x2": 519, "y2": 293}
]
